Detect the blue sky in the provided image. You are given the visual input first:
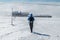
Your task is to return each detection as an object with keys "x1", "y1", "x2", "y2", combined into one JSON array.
[{"x1": 0, "y1": 0, "x2": 60, "y2": 3}]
